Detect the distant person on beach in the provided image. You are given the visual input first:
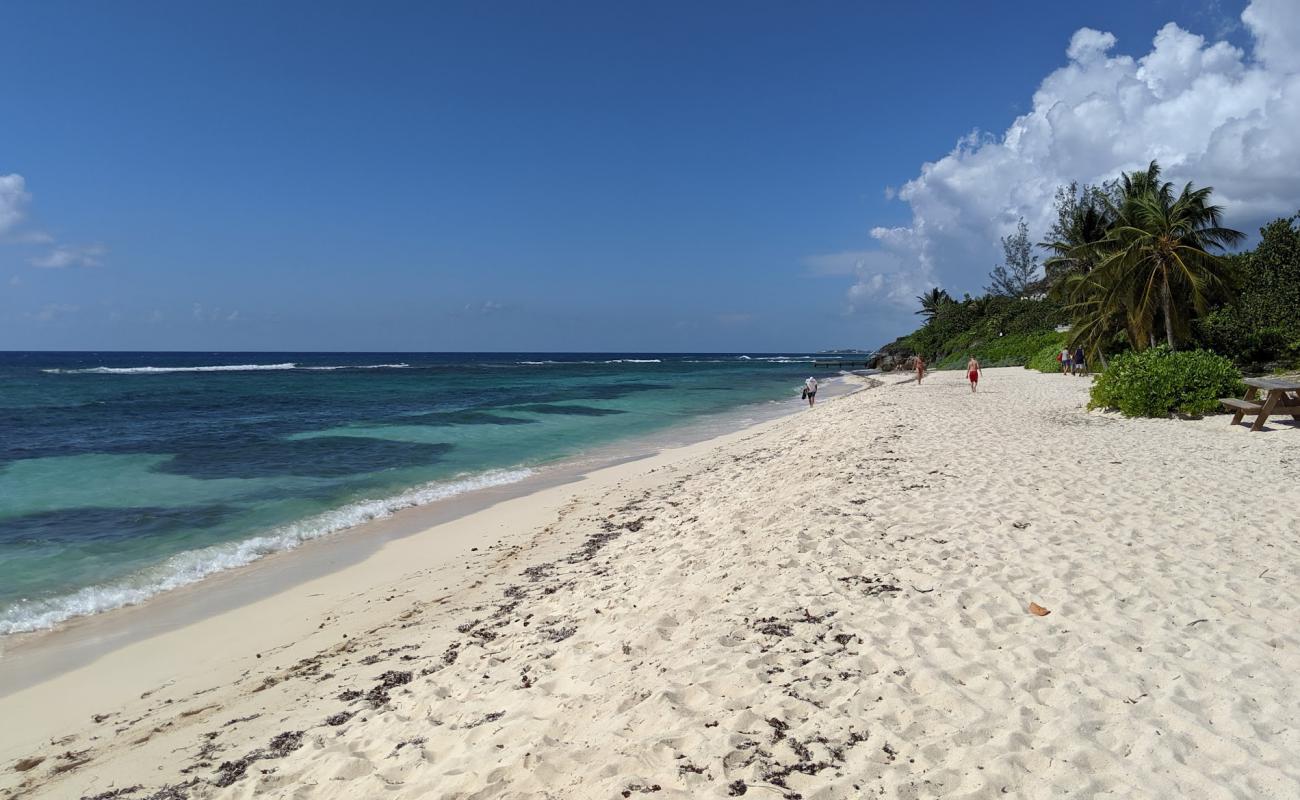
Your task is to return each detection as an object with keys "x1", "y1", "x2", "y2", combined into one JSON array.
[
  {"x1": 967, "y1": 356, "x2": 982, "y2": 393},
  {"x1": 802, "y1": 376, "x2": 818, "y2": 407},
  {"x1": 1059, "y1": 346, "x2": 1072, "y2": 375},
  {"x1": 914, "y1": 355, "x2": 926, "y2": 385},
  {"x1": 1074, "y1": 346, "x2": 1086, "y2": 376}
]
